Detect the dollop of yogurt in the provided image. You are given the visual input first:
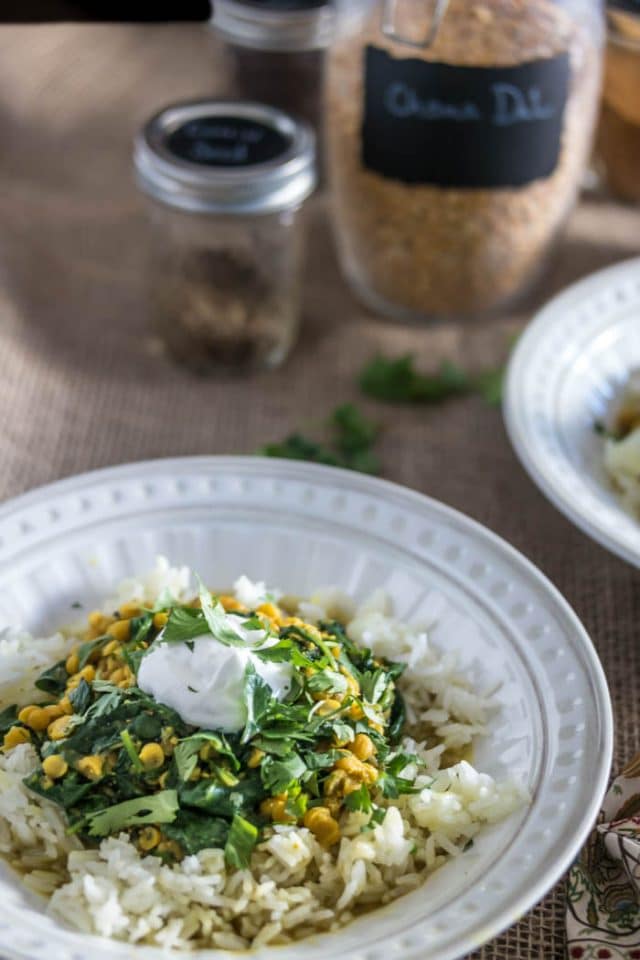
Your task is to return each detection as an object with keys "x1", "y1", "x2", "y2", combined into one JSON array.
[{"x1": 137, "y1": 617, "x2": 292, "y2": 732}]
